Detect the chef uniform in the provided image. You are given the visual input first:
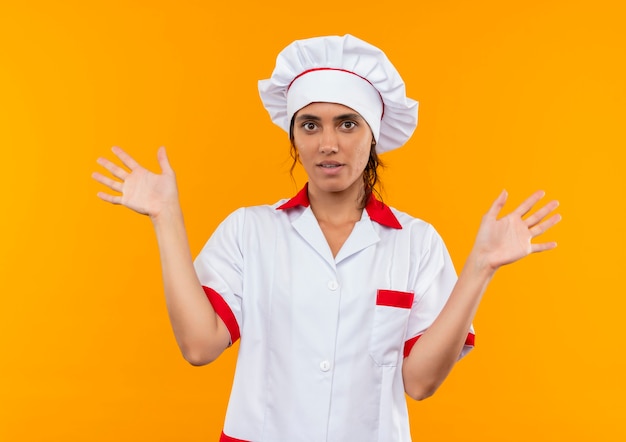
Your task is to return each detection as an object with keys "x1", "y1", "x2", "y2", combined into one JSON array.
[{"x1": 194, "y1": 35, "x2": 475, "y2": 442}]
